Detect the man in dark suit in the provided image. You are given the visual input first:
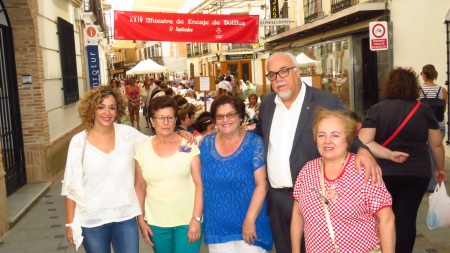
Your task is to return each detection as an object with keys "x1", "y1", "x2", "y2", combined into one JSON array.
[{"x1": 255, "y1": 52, "x2": 381, "y2": 253}]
